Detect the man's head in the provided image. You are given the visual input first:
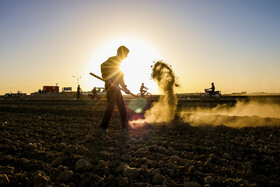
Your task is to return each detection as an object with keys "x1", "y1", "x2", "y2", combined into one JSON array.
[{"x1": 117, "y1": 46, "x2": 129, "y2": 60}]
